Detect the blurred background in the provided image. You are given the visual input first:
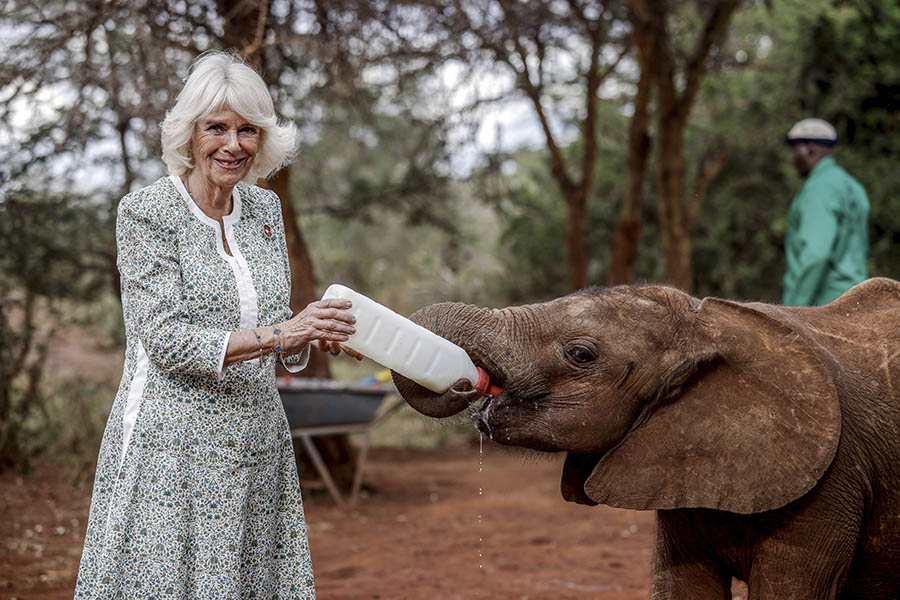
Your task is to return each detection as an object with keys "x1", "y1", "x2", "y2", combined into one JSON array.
[{"x1": 2, "y1": 0, "x2": 900, "y2": 596}]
